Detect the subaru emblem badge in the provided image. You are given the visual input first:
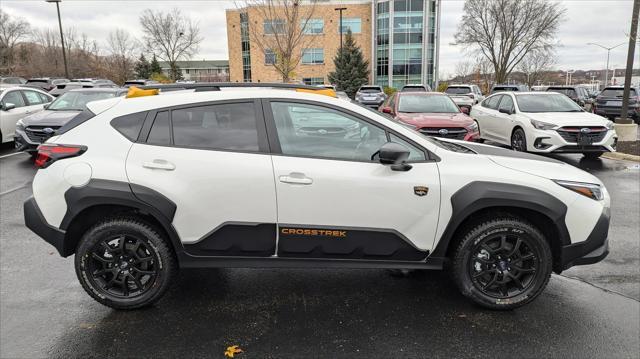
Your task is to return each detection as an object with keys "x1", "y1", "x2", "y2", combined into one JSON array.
[
  {"x1": 438, "y1": 129, "x2": 449, "y2": 135},
  {"x1": 43, "y1": 128, "x2": 54, "y2": 134},
  {"x1": 580, "y1": 127, "x2": 591, "y2": 134},
  {"x1": 318, "y1": 129, "x2": 328, "y2": 135}
]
